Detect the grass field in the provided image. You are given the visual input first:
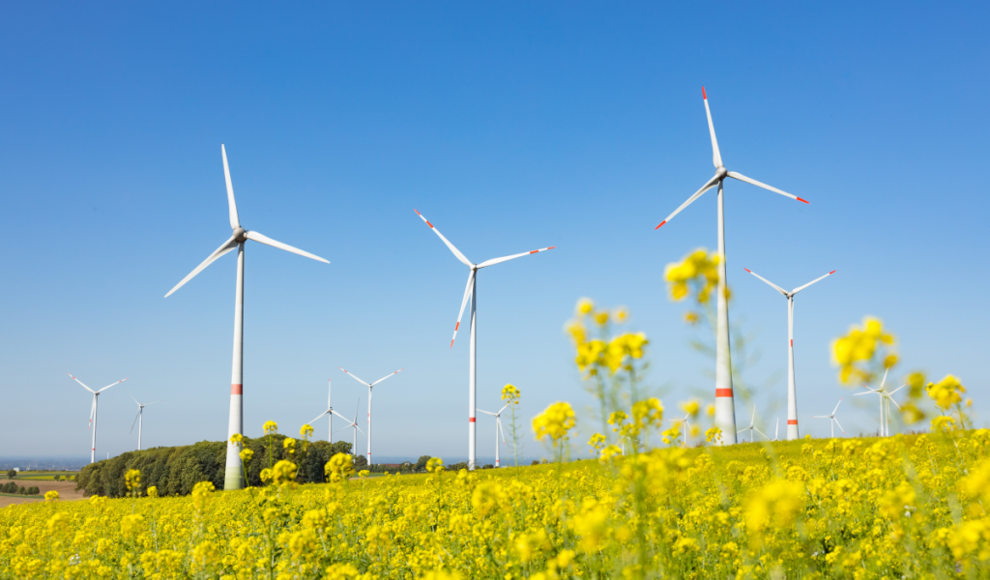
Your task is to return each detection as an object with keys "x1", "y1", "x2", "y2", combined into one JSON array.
[
  {"x1": 5, "y1": 471, "x2": 79, "y2": 481},
  {"x1": 1, "y1": 430, "x2": 986, "y2": 579}
]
